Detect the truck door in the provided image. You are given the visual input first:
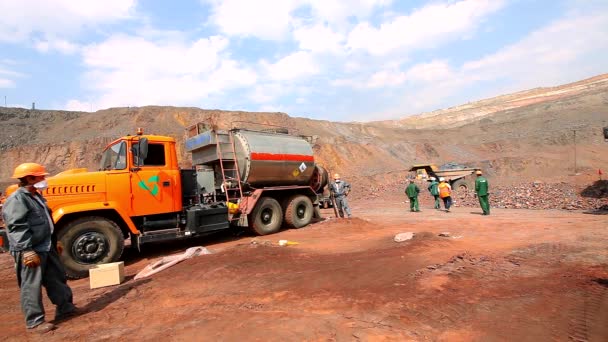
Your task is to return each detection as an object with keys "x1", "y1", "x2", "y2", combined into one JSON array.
[{"x1": 130, "y1": 141, "x2": 177, "y2": 216}]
